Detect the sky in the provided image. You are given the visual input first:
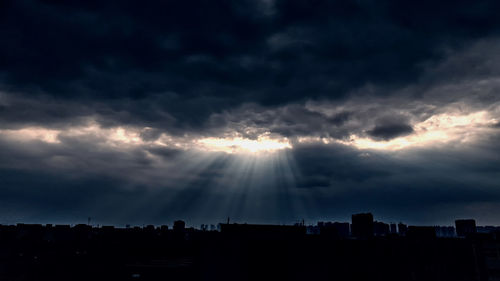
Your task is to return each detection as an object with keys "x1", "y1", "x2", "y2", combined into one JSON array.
[{"x1": 1, "y1": 0, "x2": 500, "y2": 227}]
